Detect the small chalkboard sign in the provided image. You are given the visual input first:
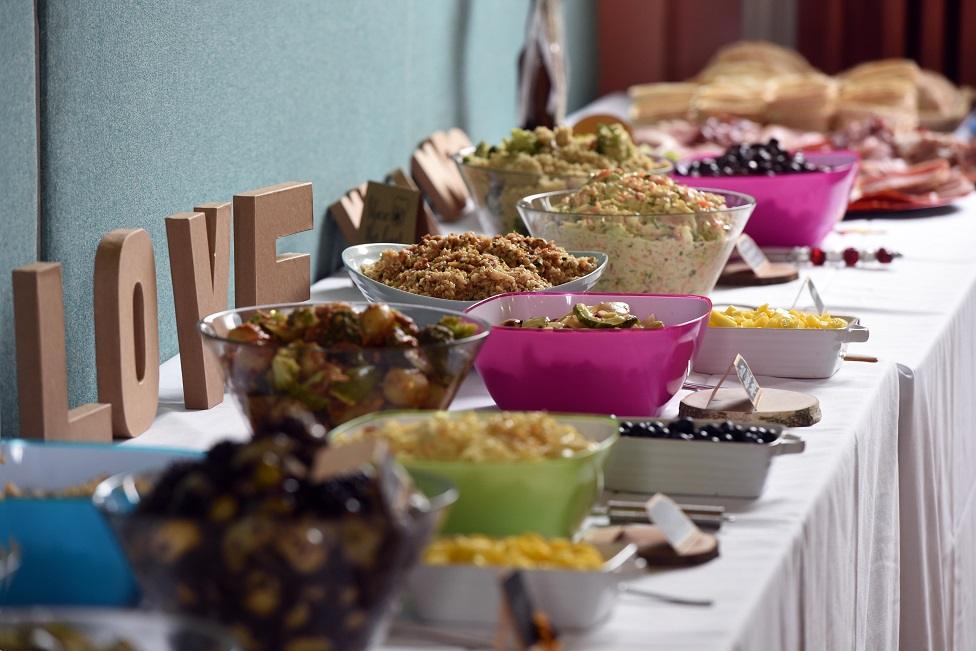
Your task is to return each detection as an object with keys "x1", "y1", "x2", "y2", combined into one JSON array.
[
  {"x1": 733, "y1": 354, "x2": 762, "y2": 408},
  {"x1": 708, "y1": 353, "x2": 762, "y2": 410},
  {"x1": 498, "y1": 571, "x2": 560, "y2": 650}
]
